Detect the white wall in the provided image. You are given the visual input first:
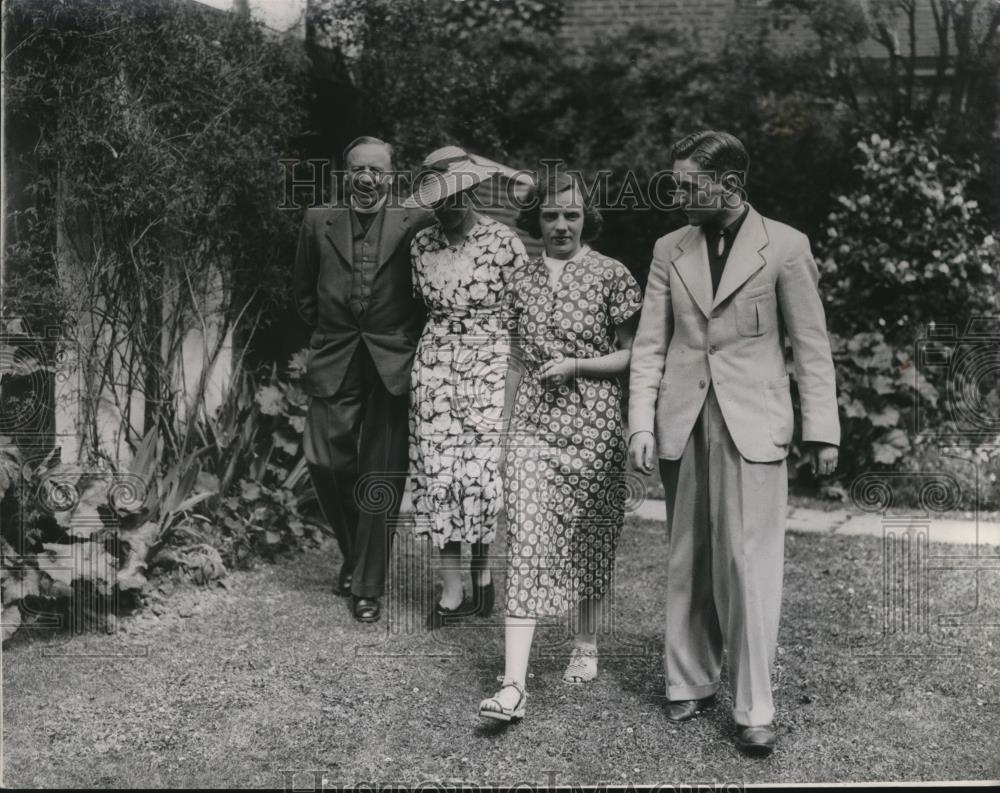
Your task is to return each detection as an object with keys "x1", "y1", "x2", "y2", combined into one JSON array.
[{"x1": 193, "y1": 0, "x2": 307, "y2": 37}]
